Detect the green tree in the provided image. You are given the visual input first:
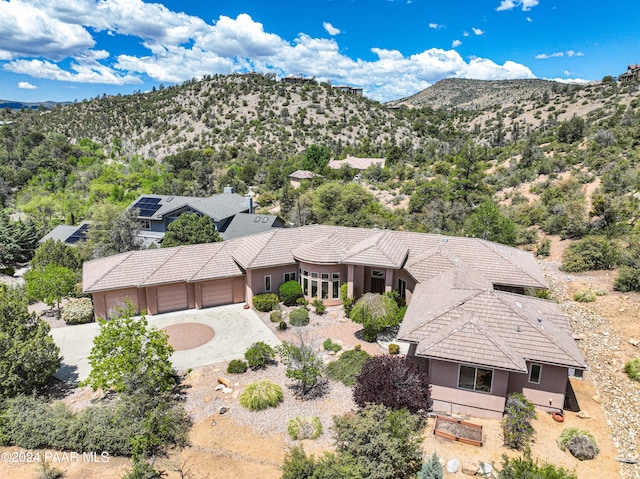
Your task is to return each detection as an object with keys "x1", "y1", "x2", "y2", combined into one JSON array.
[
  {"x1": 312, "y1": 182, "x2": 382, "y2": 228},
  {"x1": 331, "y1": 404, "x2": 424, "y2": 479},
  {"x1": 81, "y1": 307, "x2": 175, "y2": 394},
  {"x1": 464, "y1": 201, "x2": 517, "y2": 246},
  {"x1": 302, "y1": 145, "x2": 331, "y2": 173},
  {"x1": 277, "y1": 331, "x2": 324, "y2": 397},
  {"x1": 31, "y1": 238, "x2": 83, "y2": 272},
  {"x1": 502, "y1": 393, "x2": 537, "y2": 450},
  {"x1": 24, "y1": 264, "x2": 77, "y2": 317},
  {"x1": 498, "y1": 448, "x2": 577, "y2": 479},
  {"x1": 0, "y1": 284, "x2": 61, "y2": 397},
  {"x1": 162, "y1": 213, "x2": 221, "y2": 247},
  {"x1": 87, "y1": 202, "x2": 142, "y2": 258},
  {"x1": 0, "y1": 213, "x2": 39, "y2": 268},
  {"x1": 350, "y1": 293, "x2": 400, "y2": 342},
  {"x1": 417, "y1": 453, "x2": 443, "y2": 479}
]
